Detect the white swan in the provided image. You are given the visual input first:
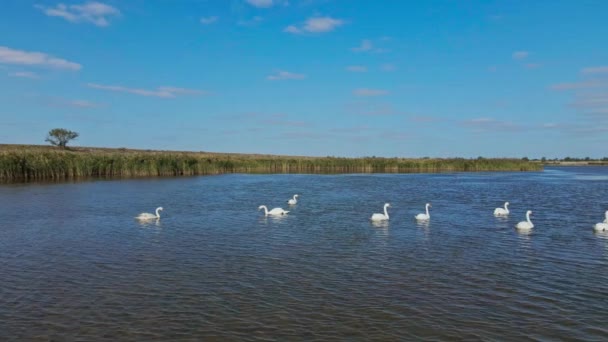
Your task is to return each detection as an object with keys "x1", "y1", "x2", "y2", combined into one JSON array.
[
  {"x1": 516, "y1": 210, "x2": 534, "y2": 230},
  {"x1": 415, "y1": 203, "x2": 431, "y2": 221},
  {"x1": 258, "y1": 205, "x2": 289, "y2": 216},
  {"x1": 594, "y1": 210, "x2": 608, "y2": 232},
  {"x1": 136, "y1": 207, "x2": 163, "y2": 220},
  {"x1": 494, "y1": 201, "x2": 510, "y2": 216},
  {"x1": 287, "y1": 194, "x2": 299, "y2": 205},
  {"x1": 371, "y1": 203, "x2": 391, "y2": 221}
]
